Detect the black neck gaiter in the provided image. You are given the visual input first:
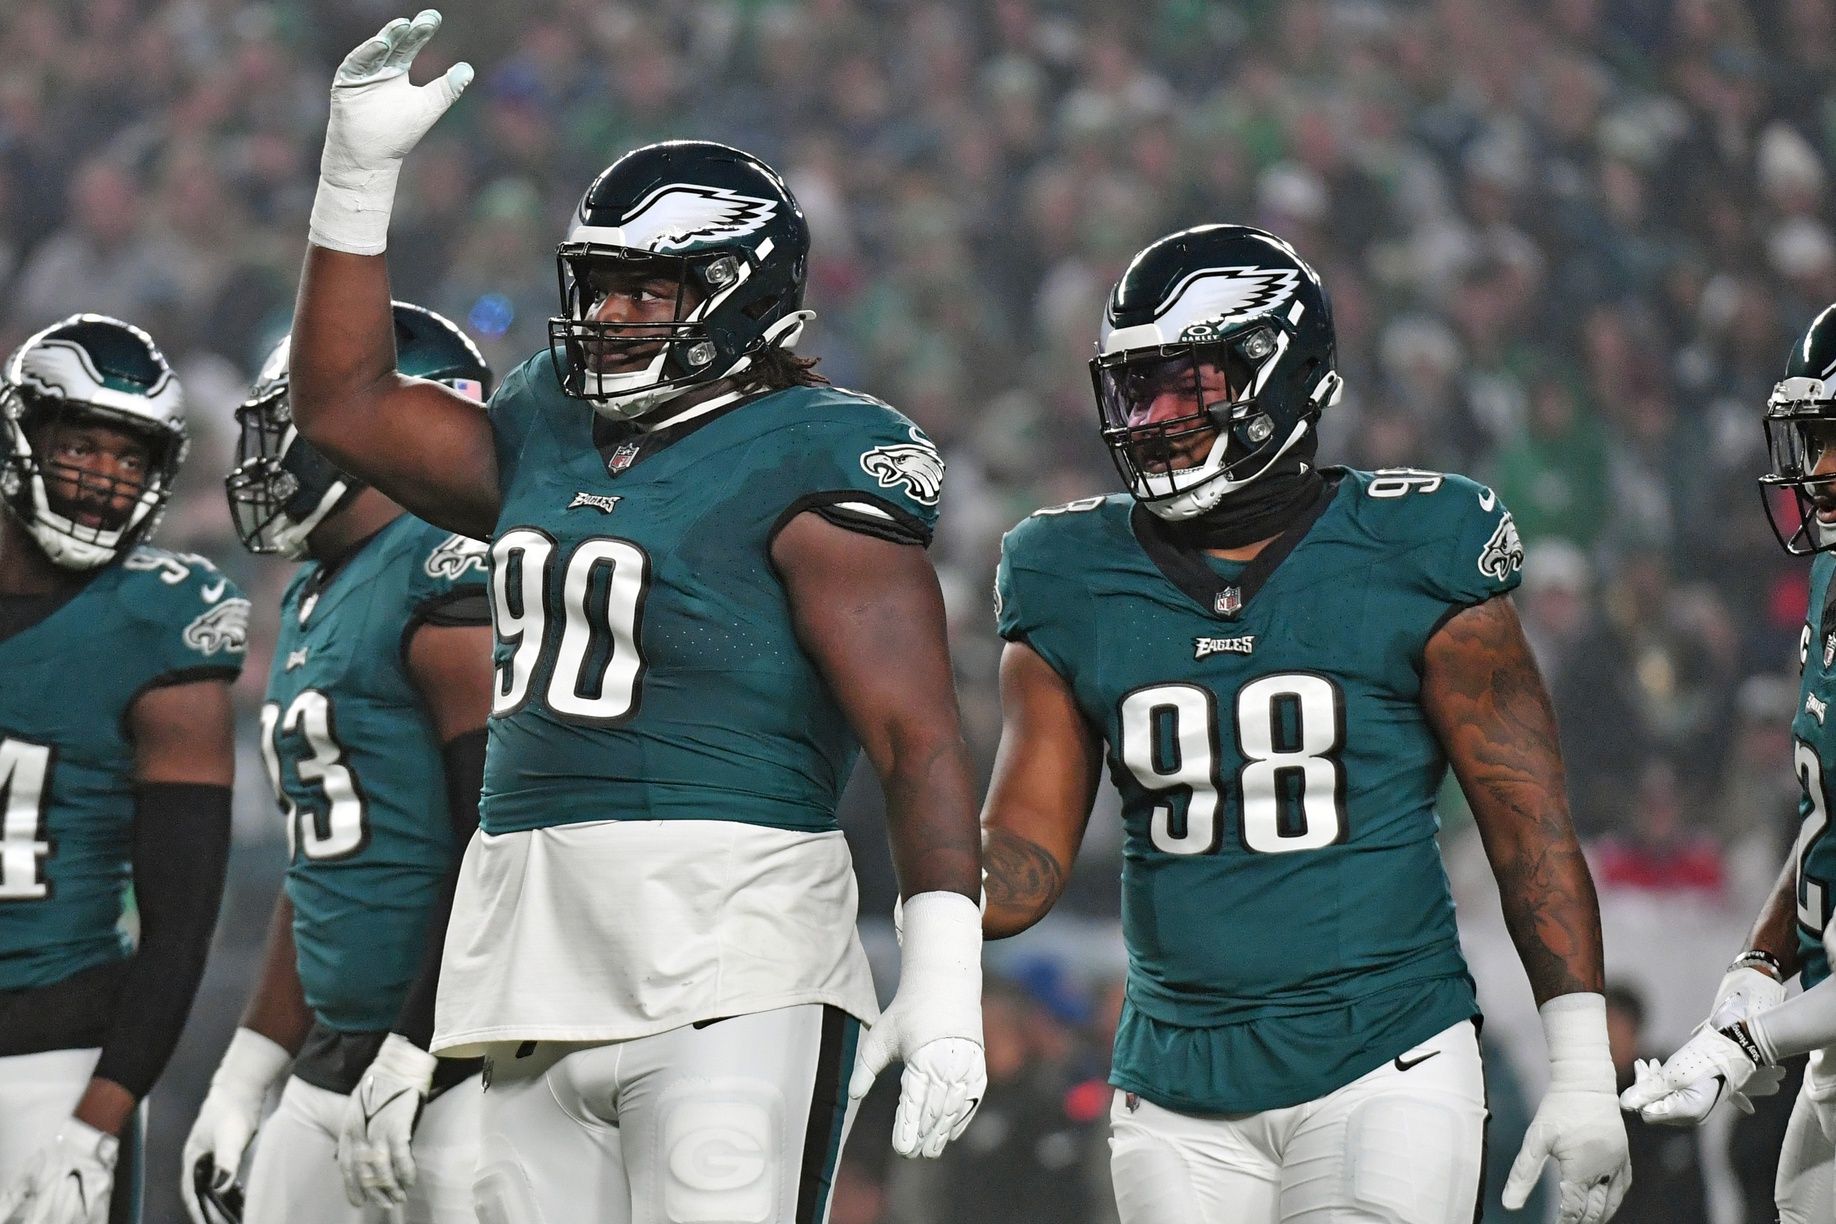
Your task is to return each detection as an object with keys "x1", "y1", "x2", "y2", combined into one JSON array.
[{"x1": 1160, "y1": 446, "x2": 1325, "y2": 551}]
